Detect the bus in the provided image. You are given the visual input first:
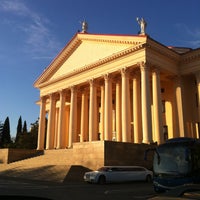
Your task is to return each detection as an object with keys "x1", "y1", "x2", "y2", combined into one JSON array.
[{"x1": 145, "y1": 137, "x2": 200, "y2": 192}]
